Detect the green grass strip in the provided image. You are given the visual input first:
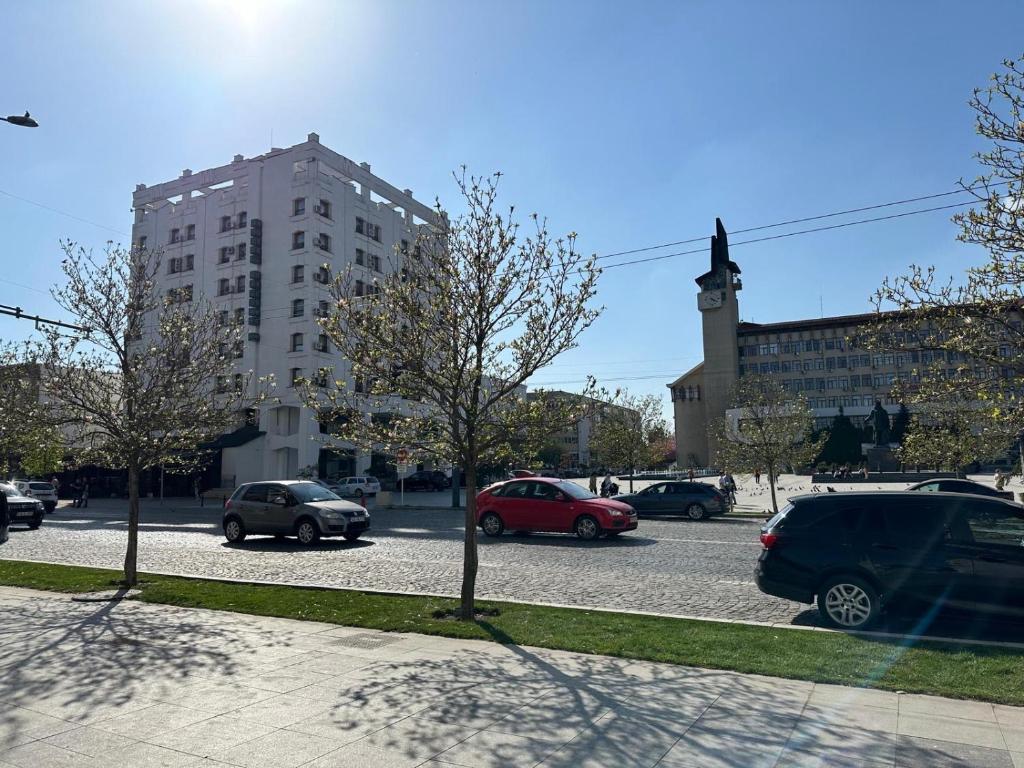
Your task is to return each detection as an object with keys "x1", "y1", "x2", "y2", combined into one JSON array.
[{"x1": 2, "y1": 558, "x2": 1023, "y2": 706}]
